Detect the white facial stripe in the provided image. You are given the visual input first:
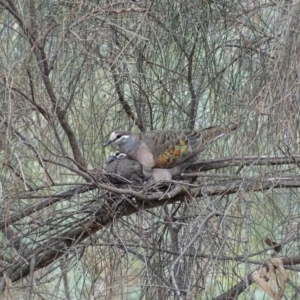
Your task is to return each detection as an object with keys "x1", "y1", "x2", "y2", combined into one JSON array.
[
  {"x1": 115, "y1": 135, "x2": 129, "y2": 144},
  {"x1": 109, "y1": 132, "x2": 118, "y2": 140},
  {"x1": 109, "y1": 132, "x2": 130, "y2": 143}
]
